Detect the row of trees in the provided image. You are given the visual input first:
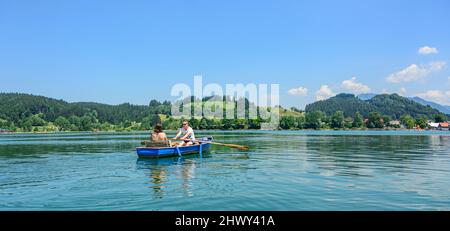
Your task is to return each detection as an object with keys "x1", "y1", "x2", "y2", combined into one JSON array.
[
  {"x1": 1, "y1": 109, "x2": 446, "y2": 132},
  {"x1": 0, "y1": 114, "x2": 268, "y2": 132},
  {"x1": 0, "y1": 93, "x2": 448, "y2": 132},
  {"x1": 0, "y1": 112, "x2": 162, "y2": 132},
  {"x1": 280, "y1": 111, "x2": 447, "y2": 130}
]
